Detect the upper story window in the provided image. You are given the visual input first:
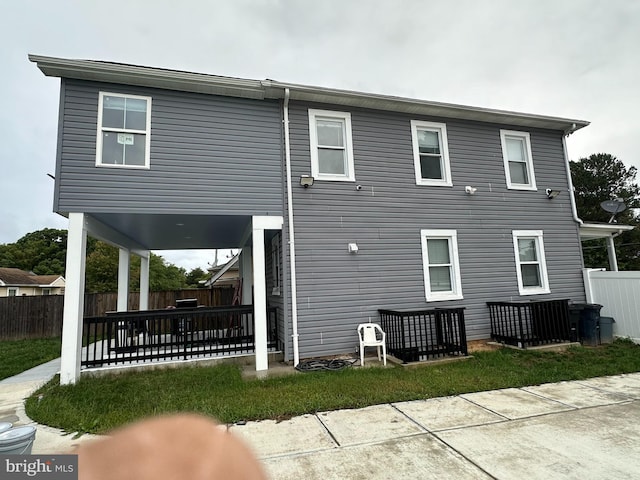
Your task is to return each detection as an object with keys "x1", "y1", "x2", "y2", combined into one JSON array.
[
  {"x1": 308, "y1": 109, "x2": 355, "y2": 181},
  {"x1": 500, "y1": 130, "x2": 536, "y2": 190},
  {"x1": 97, "y1": 92, "x2": 151, "y2": 168},
  {"x1": 512, "y1": 230, "x2": 550, "y2": 295},
  {"x1": 420, "y1": 229, "x2": 463, "y2": 301},
  {"x1": 411, "y1": 121, "x2": 452, "y2": 186}
]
